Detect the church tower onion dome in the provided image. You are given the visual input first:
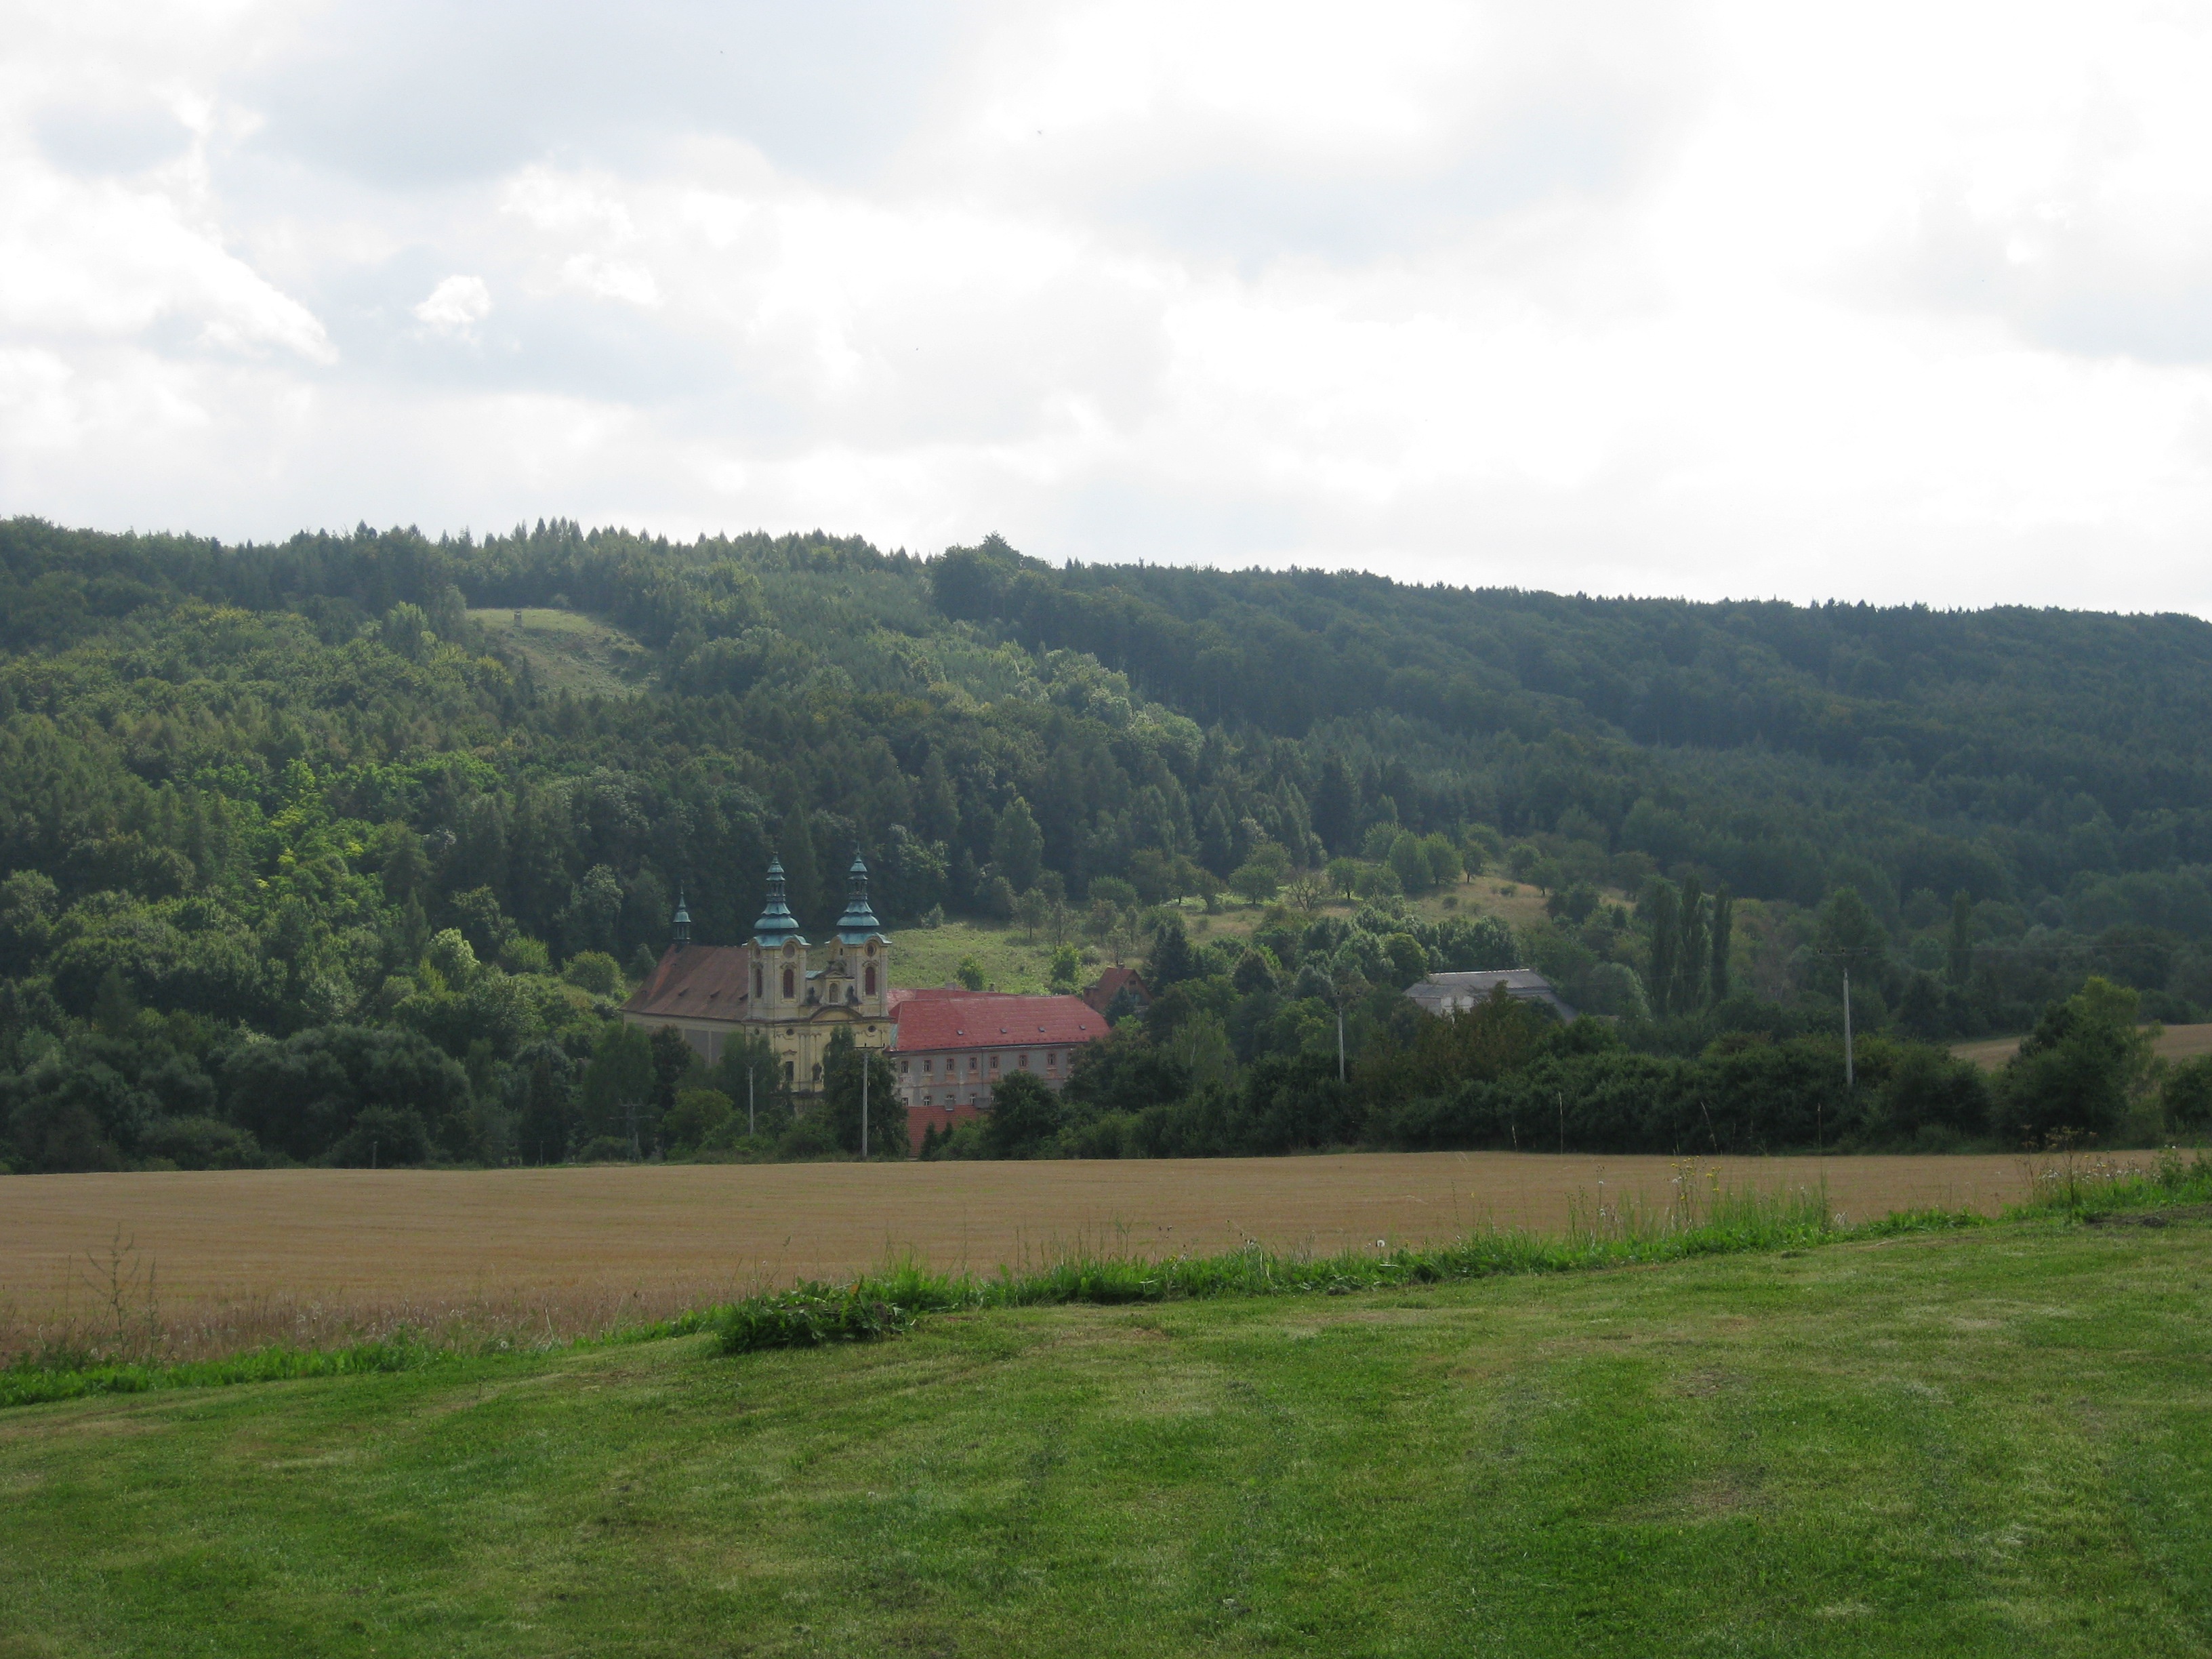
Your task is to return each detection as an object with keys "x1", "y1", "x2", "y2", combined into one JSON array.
[
  {"x1": 836, "y1": 852, "x2": 885, "y2": 943},
  {"x1": 751, "y1": 856, "x2": 808, "y2": 947}
]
